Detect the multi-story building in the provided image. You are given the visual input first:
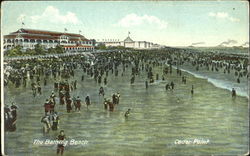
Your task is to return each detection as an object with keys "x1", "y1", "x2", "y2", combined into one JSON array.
[
  {"x1": 3, "y1": 28, "x2": 95, "y2": 52},
  {"x1": 97, "y1": 35, "x2": 162, "y2": 49}
]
